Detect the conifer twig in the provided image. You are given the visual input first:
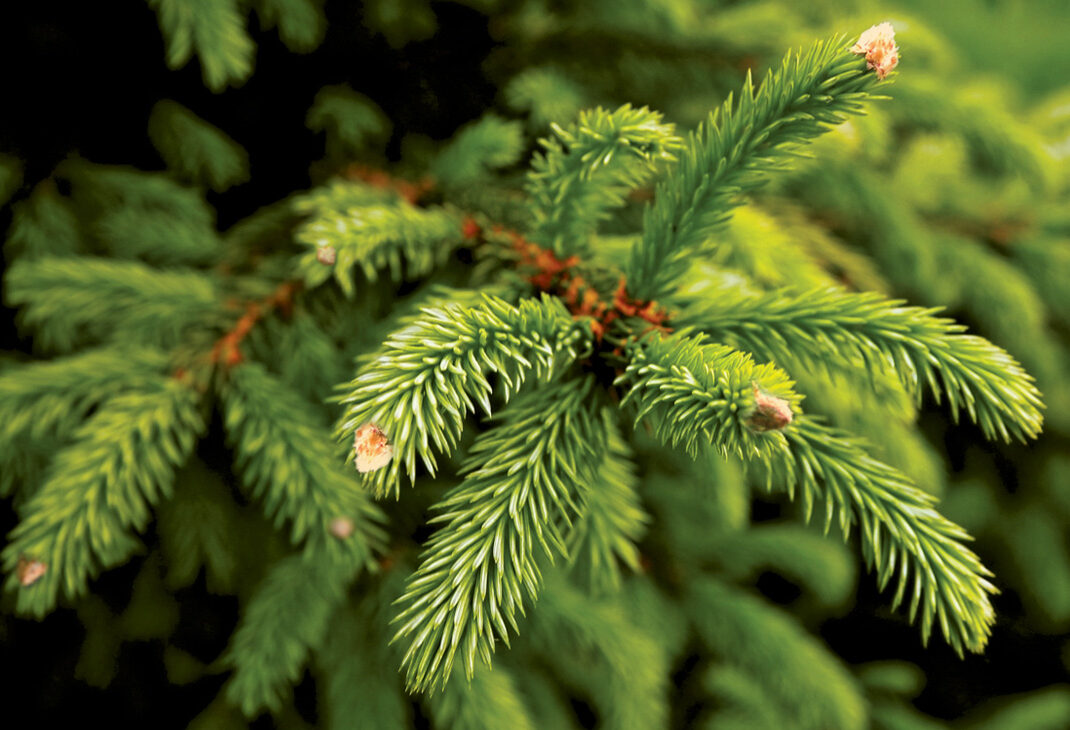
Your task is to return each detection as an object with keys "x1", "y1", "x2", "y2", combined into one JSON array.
[
  {"x1": 392, "y1": 377, "x2": 604, "y2": 692},
  {"x1": 337, "y1": 294, "x2": 589, "y2": 498},
  {"x1": 686, "y1": 287, "x2": 1044, "y2": 442},
  {"x1": 627, "y1": 35, "x2": 888, "y2": 300}
]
